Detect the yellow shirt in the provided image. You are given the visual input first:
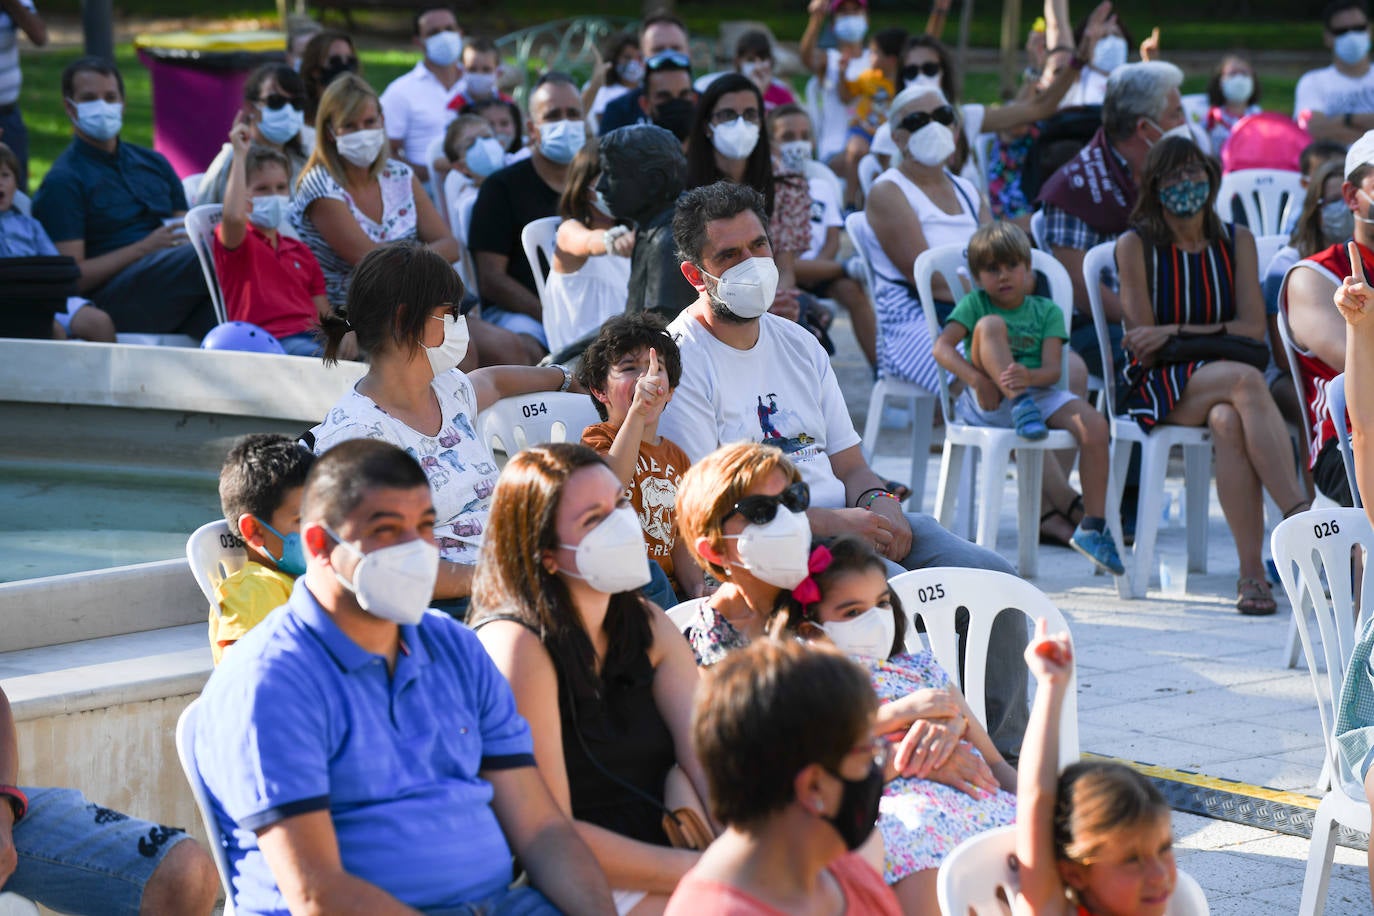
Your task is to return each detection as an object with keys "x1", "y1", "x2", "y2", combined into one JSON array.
[{"x1": 210, "y1": 560, "x2": 294, "y2": 664}]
